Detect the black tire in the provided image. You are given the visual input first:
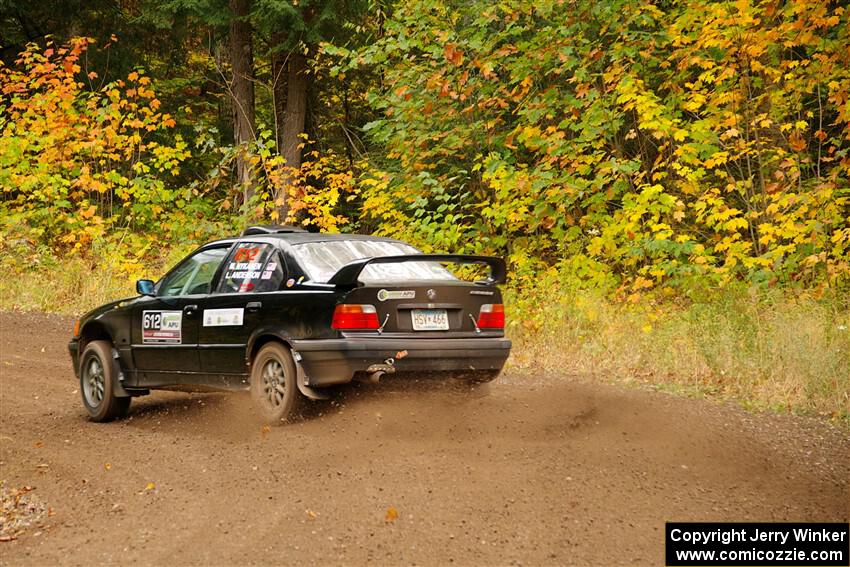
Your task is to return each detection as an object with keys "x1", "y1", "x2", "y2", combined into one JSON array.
[
  {"x1": 79, "y1": 340, "x2": 131, "y2": 422},
  {"x1": 250, "y1": 342, "x2": 305, "y2": 424}
]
